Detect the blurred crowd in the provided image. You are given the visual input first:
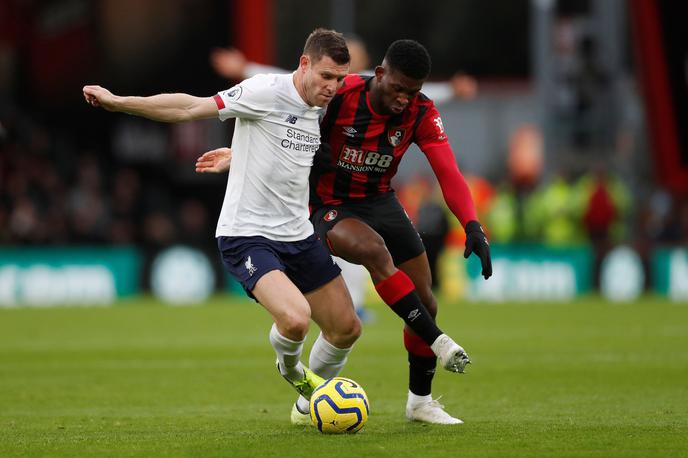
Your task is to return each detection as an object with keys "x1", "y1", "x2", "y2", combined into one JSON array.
[
  {"x1": 2, "y1": 25, "x2": 686, "y2": 298},
  {"x1": 0, "y1": 113, "x2": 216, "y2": 252},
  {"x1": 1, "y1": 79, "x2": 685, "y2": 254},
  {"x1": 2, "y1": 92, "x2": 686, "y2": 297},
  {"x1": 400, "y1": 123, "x2": 688, "y2": 291}
]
